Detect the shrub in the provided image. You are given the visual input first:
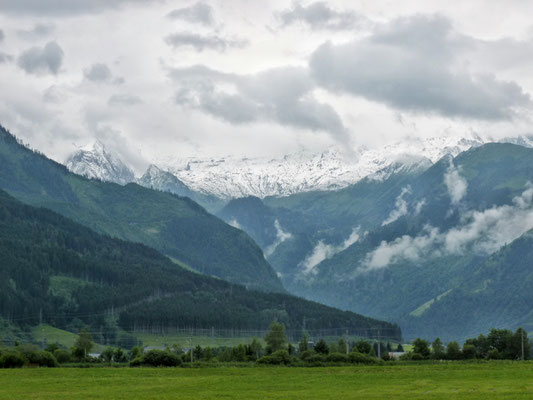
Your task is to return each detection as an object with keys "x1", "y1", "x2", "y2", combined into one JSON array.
[
  {"x1": 53, "y1": 349, "x2": 71, "y2": 364},
  {"x1": 348, "y1": 351, "x2": 378, "y2": 364},
  {"x1": 257, "y1": 350, "x2": 292, "y2": 365},
  {"x1": 299, "y1": 350, "x2": 315, "y2": 360},
  {"x1": 0, "y1": 351, "x2": 26, "y2": 368},
  {"x1": 314, "y1": 339, "x2": 329, "y2": 355},
  {"x1": 326, "y1": 352, "x2": 349, "y2": 363},
  {"x1": 132, "y1": 350, "x2": 181, "y2": 367},
  {"x1": 410, "y1": 353, "x2": 425, "y2": 361},
  {"x1": 38, "y1": 351, "x2": 59, "y2": 368},
  {"x1": 303, "y1": 354, "x2": 326, "y2": 364}
]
